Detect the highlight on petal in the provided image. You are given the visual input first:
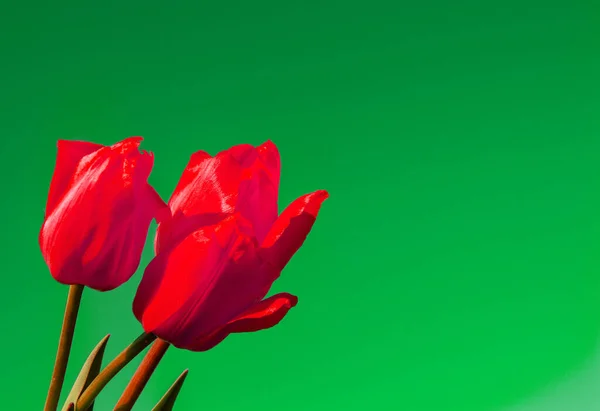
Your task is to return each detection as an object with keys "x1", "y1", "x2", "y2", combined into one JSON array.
[
  {"x1": 189, "y1": 292, "x2": 298, "y2": 352},
  {"x1": 40, "y1": 152, "x2": 117, "y2": 282},
  {"x1": 71, "y1": 137, "x2": 144, "y2": 182},
  {"x1": 167, "y1": 150, "x2": 243, "y2": 217},
  {"x1": 166, "y1": 150, "x2": 212, "y2": 206},
  {"x1": 107, "y1": 136, "x2": 144, "y2": 157},
  {"x1": 46, "y1": 140, "x2": 104, "y2": 216},
  {"x1": 261, "y1": 190, "x2": 329, "y2": 271},
  {"x1": 126, "y1": 149, "x2": 154, "y2": 189}
]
